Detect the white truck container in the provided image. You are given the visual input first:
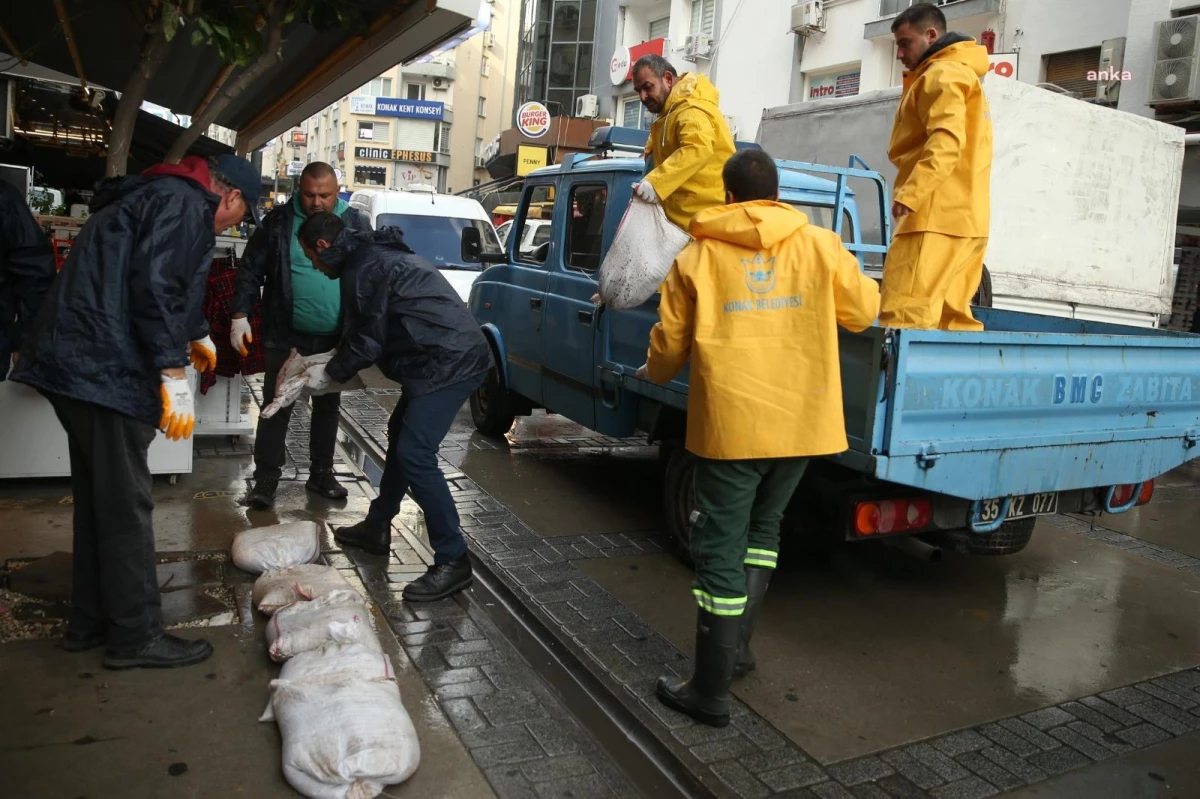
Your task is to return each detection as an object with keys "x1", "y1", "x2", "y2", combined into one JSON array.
[{"x1": 758, "y1": 73, "x2": 1186, "y2": 327}]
